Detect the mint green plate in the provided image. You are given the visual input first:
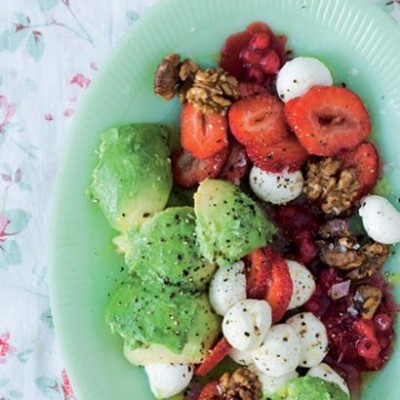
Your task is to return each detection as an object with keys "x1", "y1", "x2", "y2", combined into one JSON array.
[{"x1": 50, "y1": 0, "x2": 400, "y2": 399}]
